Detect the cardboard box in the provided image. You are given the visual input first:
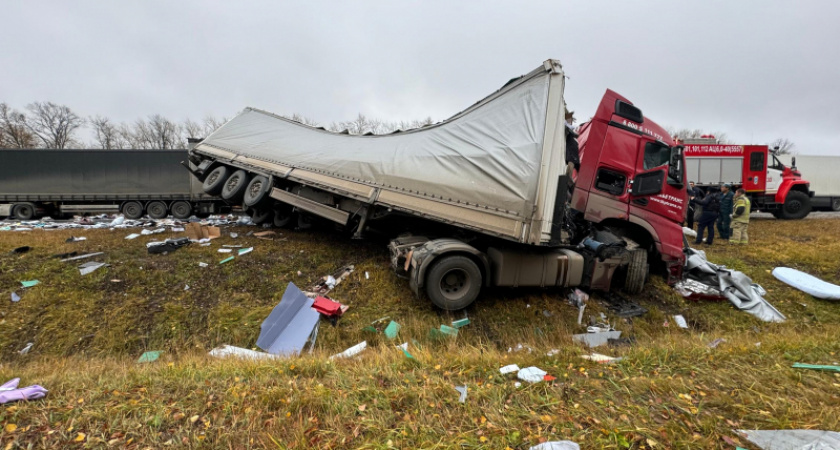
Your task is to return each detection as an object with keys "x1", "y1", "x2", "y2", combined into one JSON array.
[{"x1": 185, "y1": 222, "x2": 221, "y2": 240}]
